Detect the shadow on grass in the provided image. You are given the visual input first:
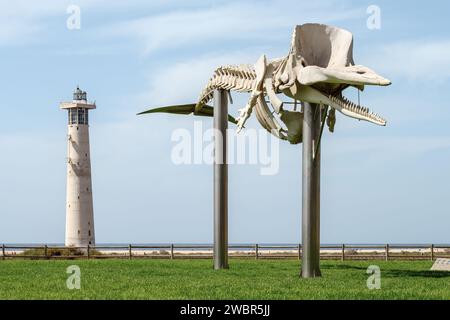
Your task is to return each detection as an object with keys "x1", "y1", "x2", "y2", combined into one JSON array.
[
  {"x1": 384, "y1": 270, "x2": 450, "y2": 278},
  {"x1": 321, "y1": 264, "x2": 450, "y2": 278},
  {"x1": 321, "y1": 264, "x2": 367, "y2": 271}
]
